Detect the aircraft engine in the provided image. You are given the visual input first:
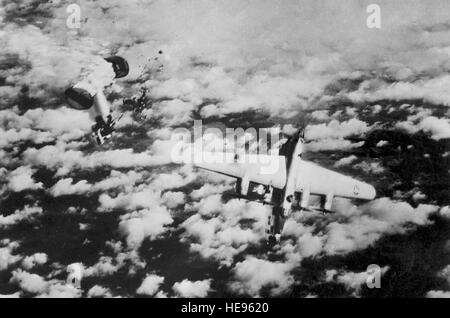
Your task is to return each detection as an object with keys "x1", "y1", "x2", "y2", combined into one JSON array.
[
  {"x1": 282, "y1": 194, "x2": 295, "y2": 217},
  {"x1": 300, "y1": 189, "x2": 310, "y2": 209},
  {"x1": 324, "y1": 192, "x2": 334, "y2": 211},
  {"x1": 255, "y1": 185, "x2": 266, "y2": 196},
  {"x1": 236, "y1": 175, "x2": 251, "y2": 196},
  {"x1": 290, "y1": 192, "x2": 302, "y2": 210}
]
